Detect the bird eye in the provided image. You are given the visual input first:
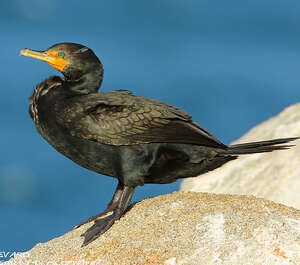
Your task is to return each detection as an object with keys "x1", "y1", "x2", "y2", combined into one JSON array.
[{"x1": 57, "y1": 52, "x2": 64, "y2": 58}]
